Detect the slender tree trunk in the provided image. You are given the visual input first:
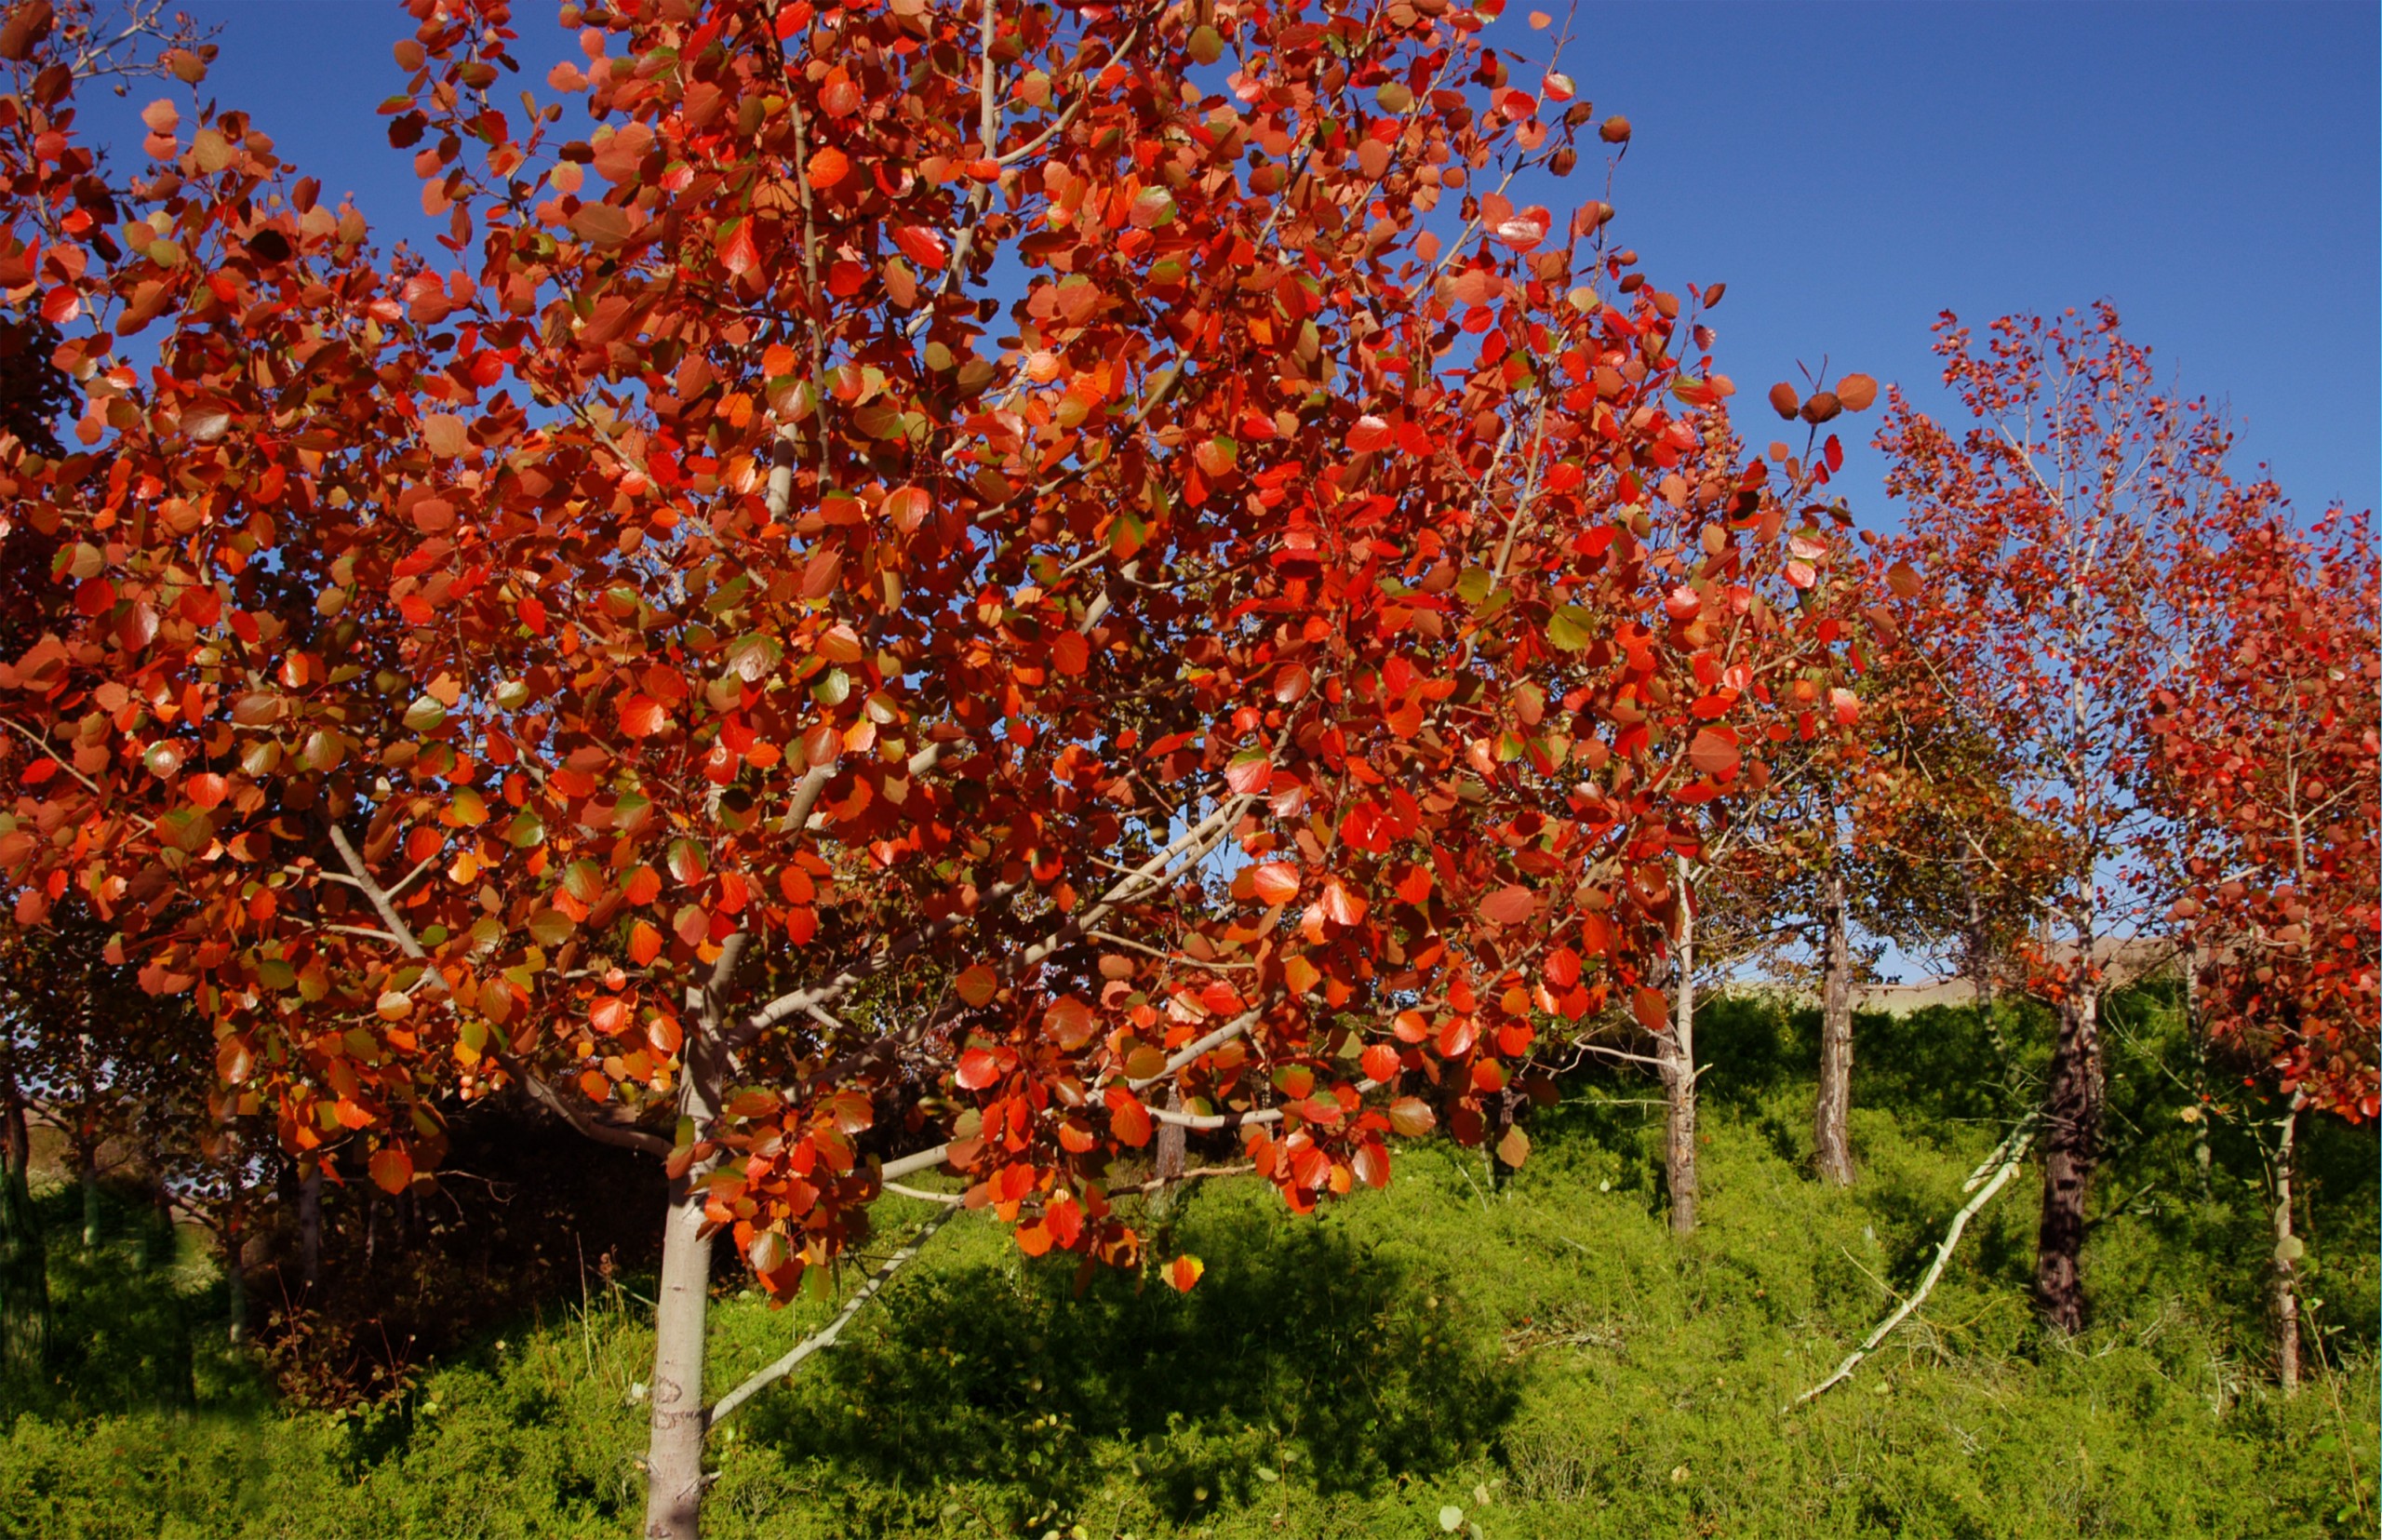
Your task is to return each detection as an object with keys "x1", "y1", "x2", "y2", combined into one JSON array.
[
  {"x1": 642, "y1": 940, "x2": 741, "y2": 1540},
  {"x1": 2271, "y1": 1097, "x2": 2302, "y2": 1396},
  {"x1": 643, "y1": 1171, "x2": 716, "y2": 1540},
  {"x1": 1966, "y1": 900, "x2": 1993, "y2": 1013},
  {"x1": 222, "y1": 1208, "x2": 248, "y2": 1348},
  {"x1": 299, "y1": 1162, "x2": 323, "y2": 1292},
  {"x1": 78, "y1": 1141, "x2": 100, "y2": 1251},
  {"x1": 1661, "y1": 859, "x2": 1698, "y2": 1237},
  {"x1": 1149, "y1": 1084, "x2": 1188, "y2": 1224},
  {"x1": 0, "y1": 1076, "x2": 47, "y2": 1373},
  {"x1": 1813, "y1": 863, "x2": 1856, "y2": 1186},
  {"x1": 2033, "y1": 984, "x2": 2104, "y2": 1333}
]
